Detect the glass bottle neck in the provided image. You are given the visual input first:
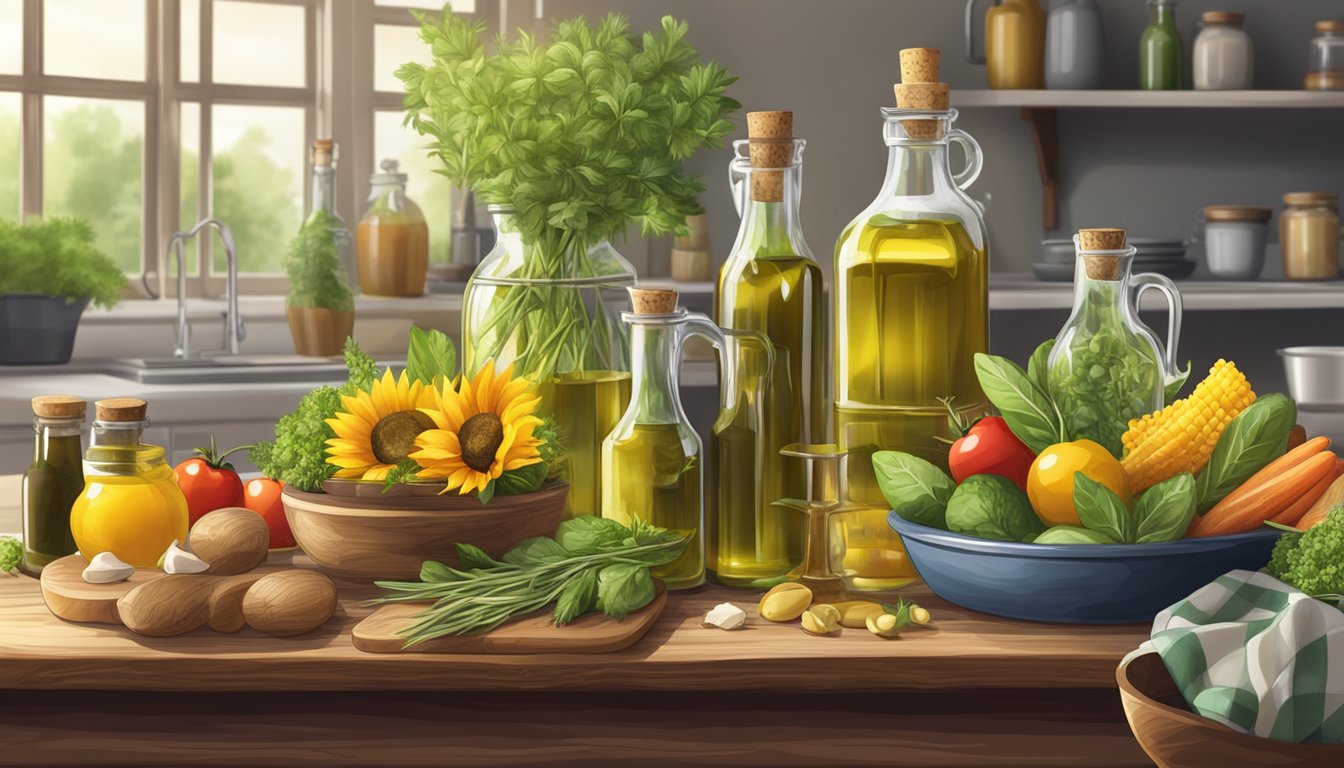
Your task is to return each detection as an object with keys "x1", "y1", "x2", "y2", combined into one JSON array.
[
  {"x1": 880, "y1": 142, "x2": 954, "y2": 198},
  {"x1": 731, "y1": 167, "x2": 808, "y2": 261},
  {"x1": 1150, "y1": 3, "x2": 1176, "y2": 26},
  {"x1": 627, "y1": 323, "x2": 684, "y2": 425},
  {"x1": 1069, "y1": 256, "x2": 1135, "y2": 323},
  {"x1": 311, "y1": 166, "x2": 340, "y2": 221},
  {"x1": 90, "y1": 420, "x2": 147, "y2": 449}
]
